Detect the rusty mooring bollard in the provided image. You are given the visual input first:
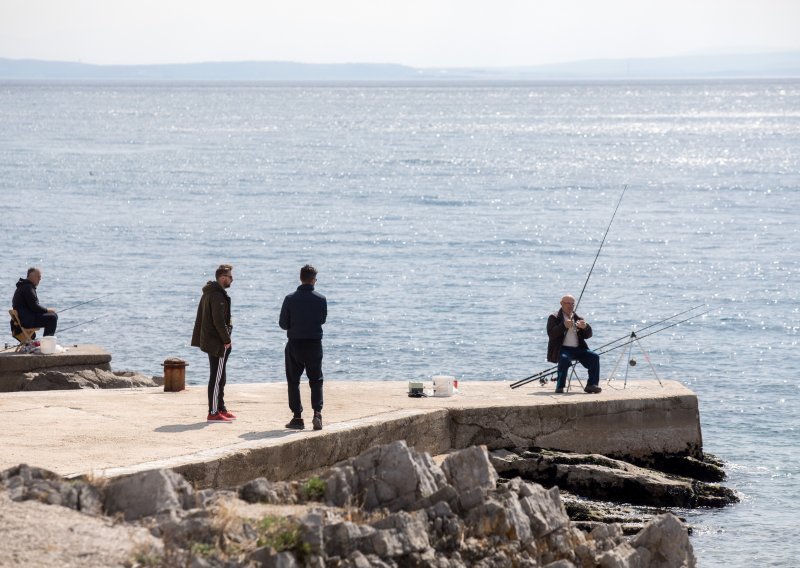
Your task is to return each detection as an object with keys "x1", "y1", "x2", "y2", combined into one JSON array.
[{"x1": 162, "y1": 358, "x2": 188, "y2": 392}]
